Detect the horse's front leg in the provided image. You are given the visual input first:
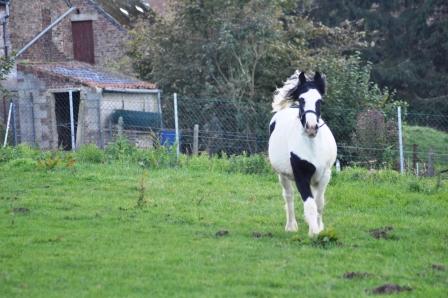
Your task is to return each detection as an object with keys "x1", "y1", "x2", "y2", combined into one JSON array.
[
  {"x1": 313, "y1": 169, "x2": 331, "y2": 233},
  {"x1": 278, "y1": 174, "x2": 298, "y2": 232},
  {"x1": 290, "y1": 153, "x2": 319, "y2": 236}
]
